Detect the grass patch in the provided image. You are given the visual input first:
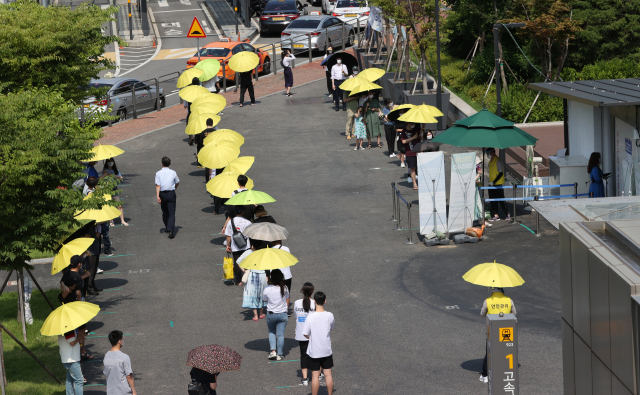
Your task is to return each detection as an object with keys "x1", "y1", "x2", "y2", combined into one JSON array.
[
  {"x1": 29, "y1": 250, "x2": 54, "y2": 260},
  {"x1": 1, "y1": 289, "x2": 65, "y2": 395}
]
